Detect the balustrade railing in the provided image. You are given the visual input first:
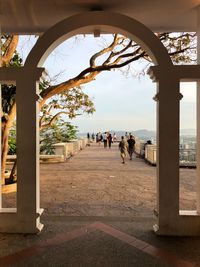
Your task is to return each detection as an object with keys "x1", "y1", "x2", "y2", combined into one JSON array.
[
  {"x1": 135, "y1": 140, "x2": 196, "y2": 167},
  {"x1": 179, "y1": 148, "x2": 196, "y2": 167}
]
